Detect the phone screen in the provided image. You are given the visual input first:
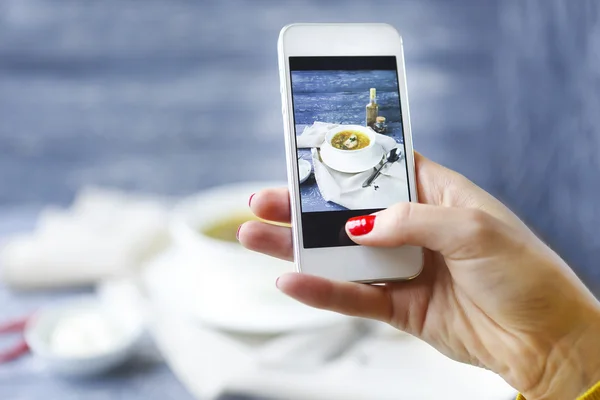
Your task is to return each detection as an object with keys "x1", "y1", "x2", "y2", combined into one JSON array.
[{"x1": 289, "y1": 56, "x2": 411, "y2": 249}]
